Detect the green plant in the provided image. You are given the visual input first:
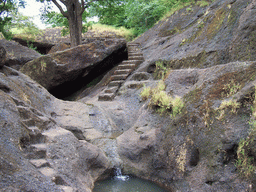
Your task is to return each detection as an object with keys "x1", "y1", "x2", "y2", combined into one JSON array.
[
  {"x1": 170, "y1": 96, "x2": 184, "y2": 117},
  {"x1": 221, "y1": 79, "x2": 241, "y2": 97},
  {"x1": 154, "y1": 60, "x2": 168, "y2": 79},
  {"x1": 216, "y1": 99, "x2": 240, "y2": 120},
  {"x1": 235, "y1": 86, "x2": 256, "y2": 178},
  {"x1": 236, "y1": 137, "x2": 256, "y2": 178},
  {"x1": 140, "y1": 80, "x2": 184, "y2": 117},
  {"x1": 140, "y1": 86, "x2": 152, "y2": 101}
]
